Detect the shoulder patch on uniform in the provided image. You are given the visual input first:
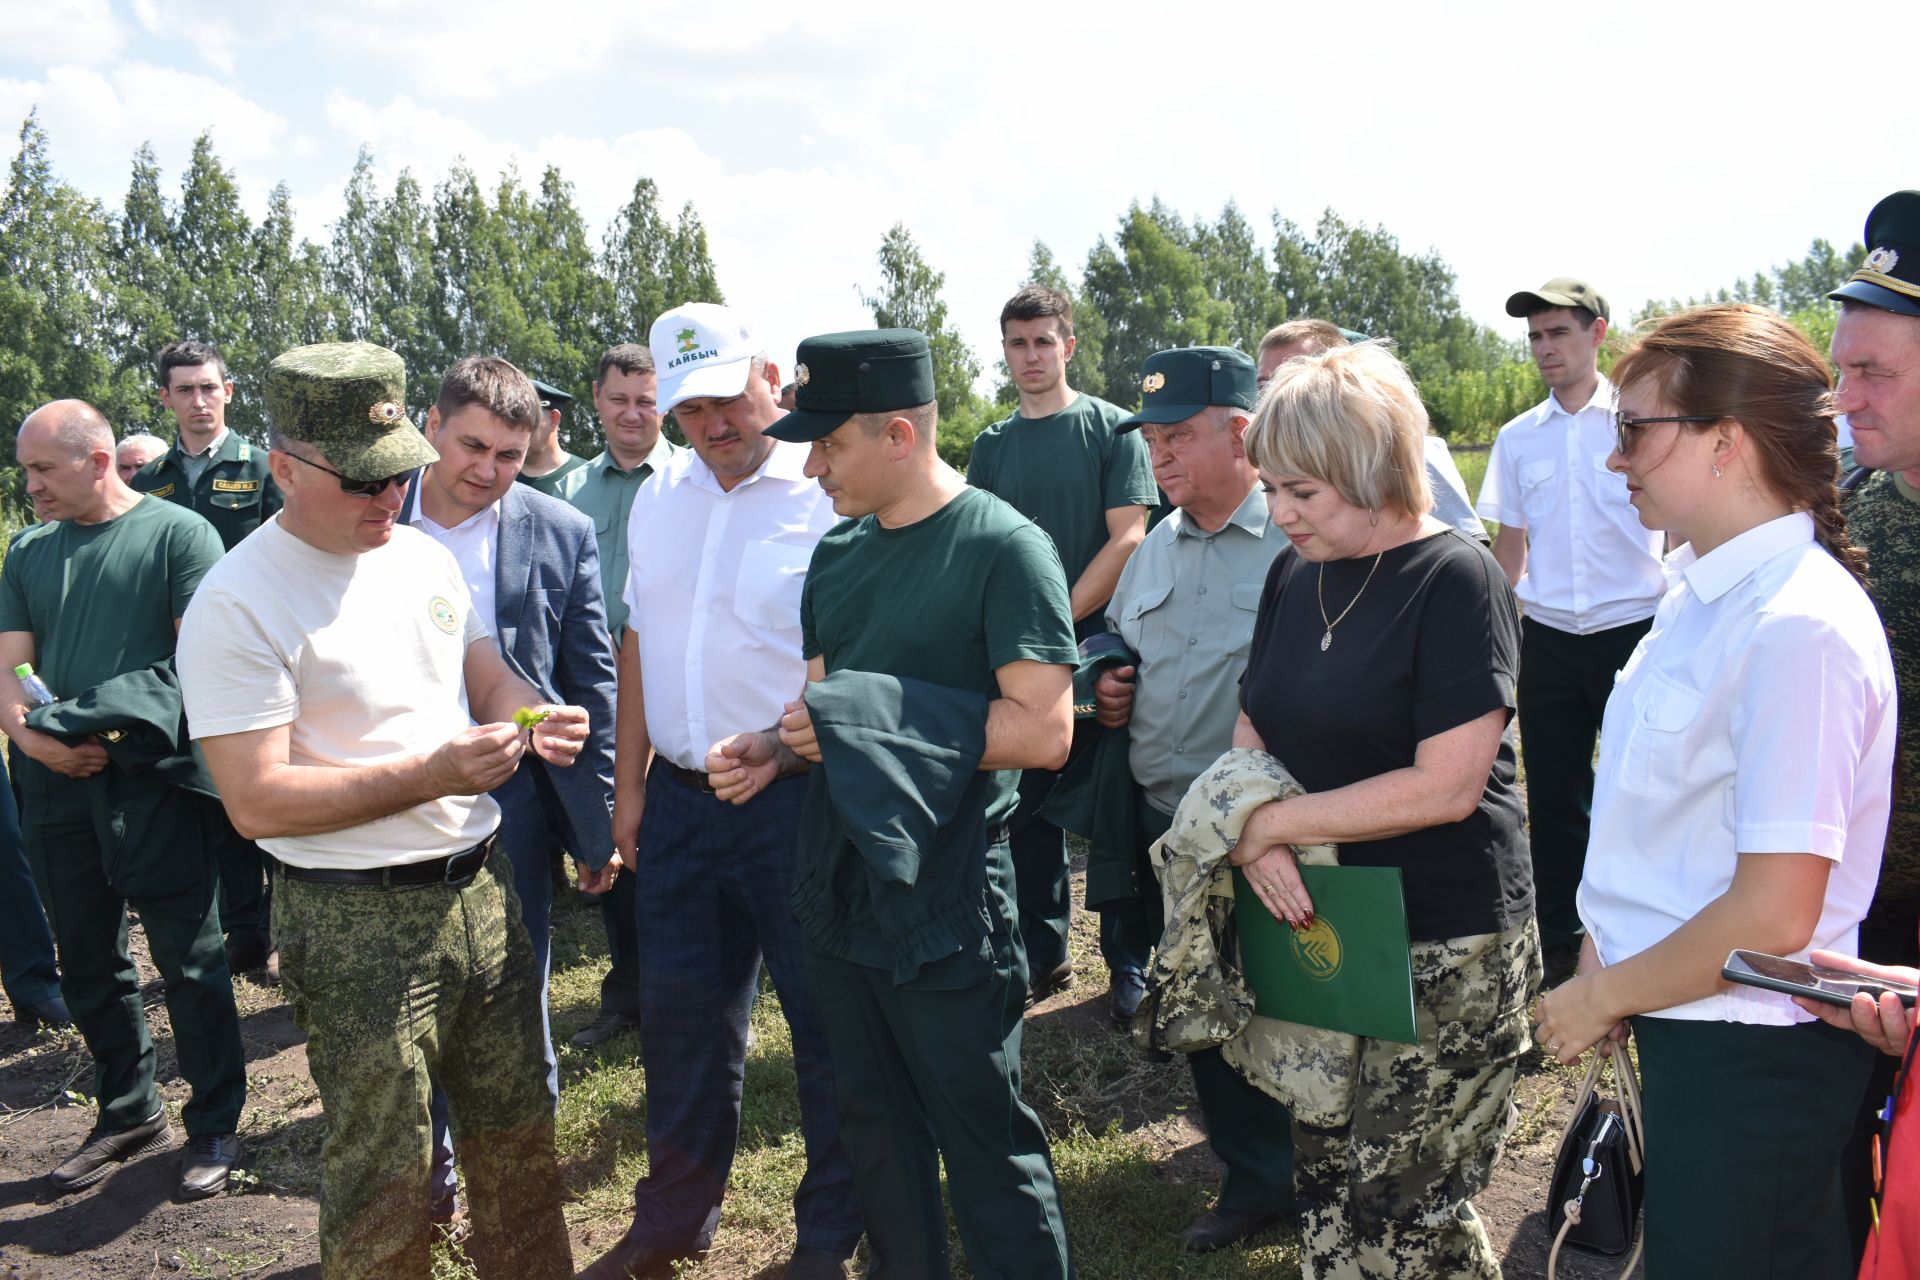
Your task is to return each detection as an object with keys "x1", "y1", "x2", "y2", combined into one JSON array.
[
  {"x1": 147, "y1": 483, "x2": 177, "y2": 499},
  {"x1": 211, "y1": 479, "x2": 259, "y2": 492}
]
